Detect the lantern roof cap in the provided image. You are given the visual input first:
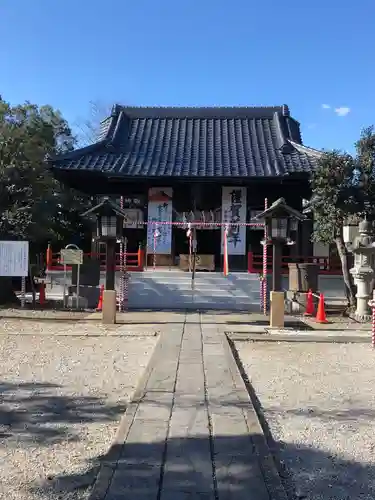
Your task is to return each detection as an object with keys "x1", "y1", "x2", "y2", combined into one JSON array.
[
  {"x1": 81, "y1": 197, "x2": 128, "y2": 218},
  {"x1": 254, "y1": 197, "x2": 305, "y2": 221},
  {"x1": 358, "y1": 219, "x2": 372, "y2": 234}
]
